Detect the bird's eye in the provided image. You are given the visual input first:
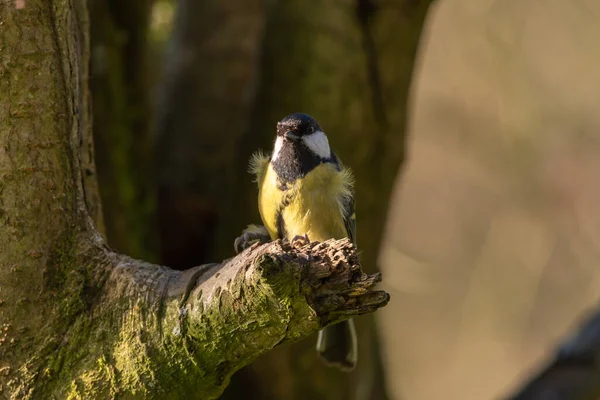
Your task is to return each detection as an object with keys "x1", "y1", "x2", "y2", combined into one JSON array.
[{"x1": 307, "y1": 126, "x2": 315, "y2": 134}]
